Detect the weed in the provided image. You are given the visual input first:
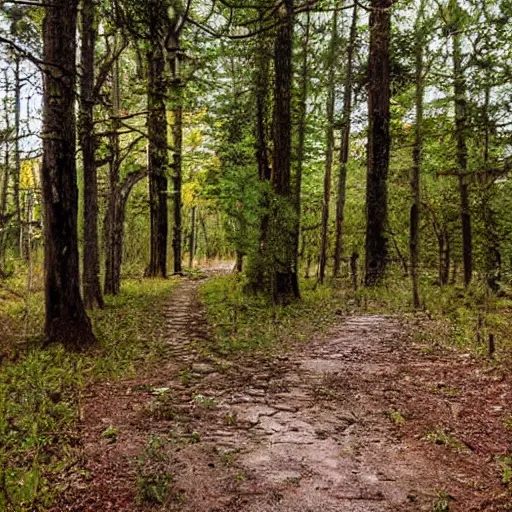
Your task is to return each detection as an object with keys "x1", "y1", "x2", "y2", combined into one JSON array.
[
  {"x1": 189, "y1": 431, "x2": 201, "y2": 444},
  {"x1": 432, "y1": 490, "x2": 452, "y2": 511},
  {"x1": 498, "y1": 455, "x2": 512, "y2": 486},
  {"x1": 193, "y1": 394, "x2": 218, "y2": 408},
  {"x1": 388, "y1": 410, "x2": 405, "y2": 426},
  {"x1": 137, "y1": 471, "x2": 173, "y2": 505},
  {"x1": 503, "y1": 416, "x2": 512, "y2": 431},
  {"x1": 225, "y1": 411, "x2": 237, "y2": 426},
  {"x1": 429, "y1": 383, "x2": 460, "y2": 397},
  {"x1": 147, "y1": 398, "x2": 176, "y2": 421},
  {"x1": 219, "y1": 448, "x2": 238, "y2": 466},
  {"x1": 423, "y1": 428, "x2": 466, "y2": 452},
  {"x1": 101, "y1": 426, "x2": 118, "y2": 443},
  {"x1": 179, "y1": 367, "x2": 193, "y2": 385},
  {"x1": 286, "y1": 476, "x2": 301, "y2": 487}
]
